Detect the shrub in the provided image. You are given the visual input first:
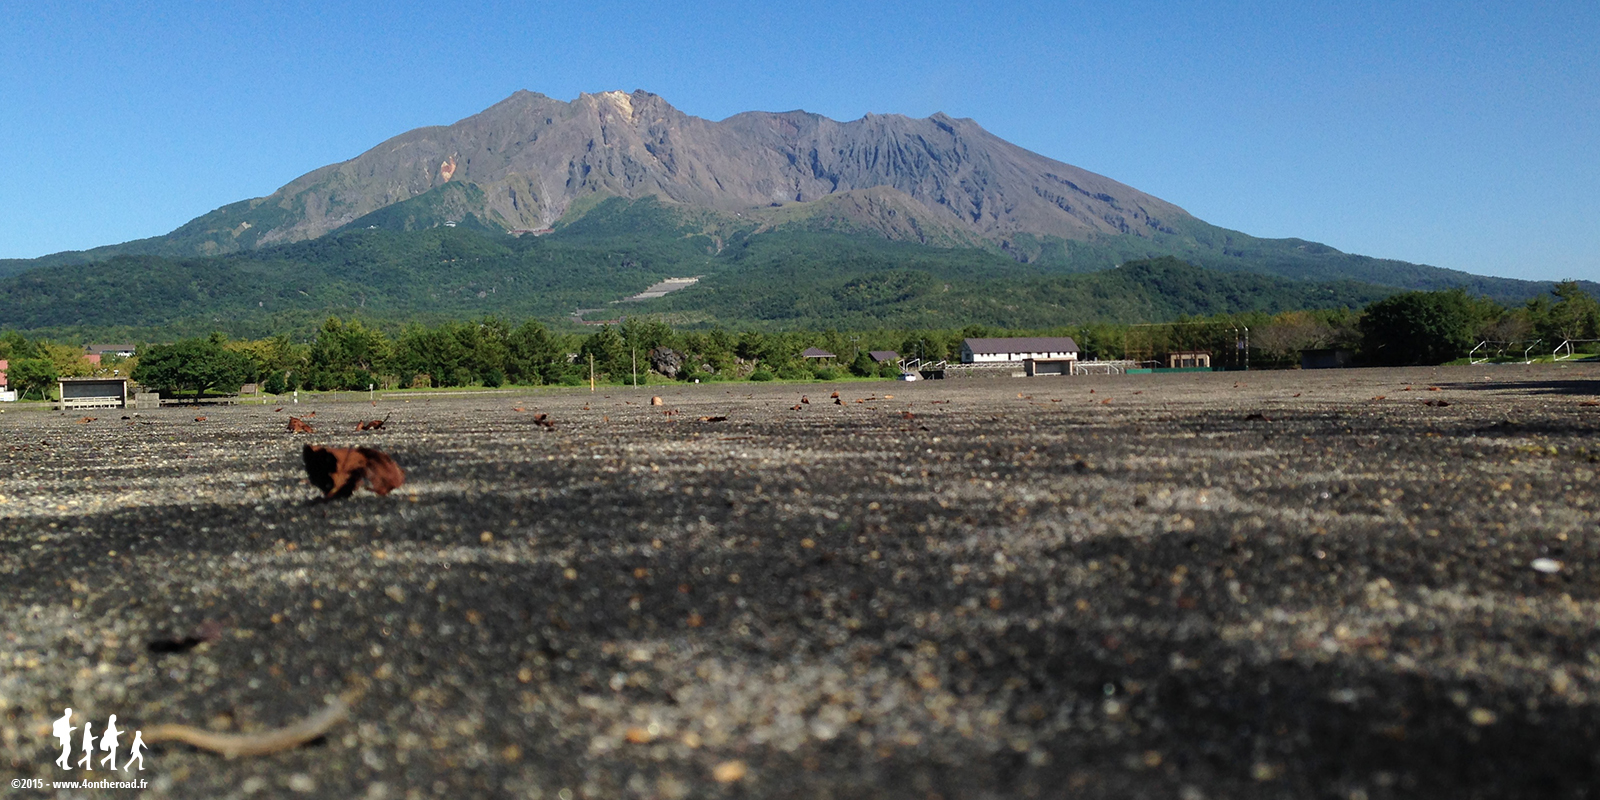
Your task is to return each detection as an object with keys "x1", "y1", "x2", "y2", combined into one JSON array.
[
  {"x1": 748, "y1": 370, "x2": 775, "y2": 382},
  {"x1": 262, "y1": 370, "x2": 288, "y2": 395}
]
